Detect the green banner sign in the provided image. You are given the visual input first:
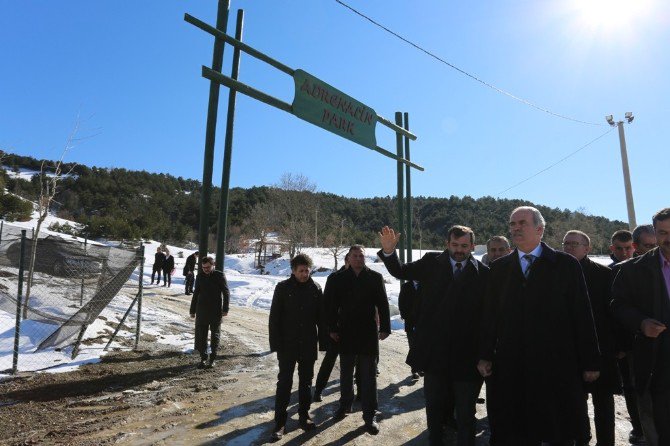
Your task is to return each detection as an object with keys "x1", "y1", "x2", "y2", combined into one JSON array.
[{"x1": 292, "y1": 69, "x2": 377, "y2": 150}]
